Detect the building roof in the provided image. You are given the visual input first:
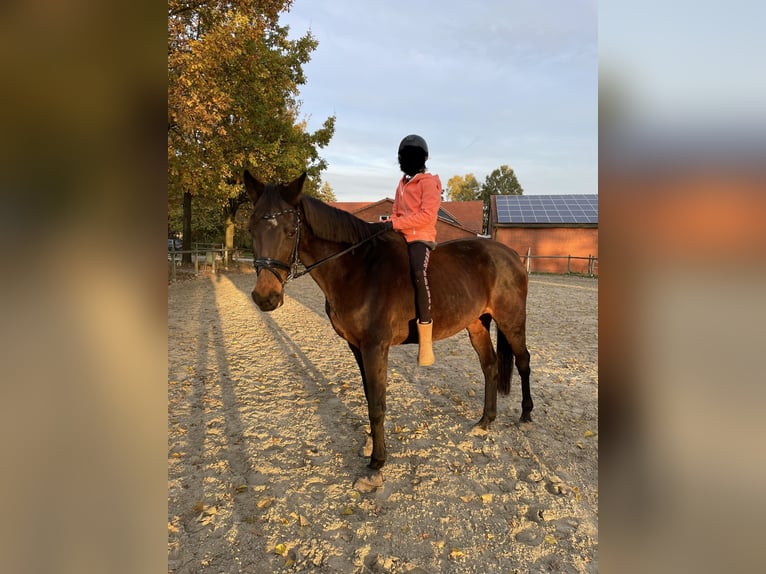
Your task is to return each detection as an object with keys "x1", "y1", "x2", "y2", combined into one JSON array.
[
  {"x1": 329, "y1": 198, "x2": 481, "y2": 241},
  {"x1": 331, "y1": 201, "x2": 373, "y2": 213},
  {"x1": 330, "y1": 198, "x2": 482, "y2": 230},
  {"x1": 441, "y1": 201, "x2": 484, "y2": 234},
  {"x1": 494, "y1": 194, "x2": 598, "y2": 225}
]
